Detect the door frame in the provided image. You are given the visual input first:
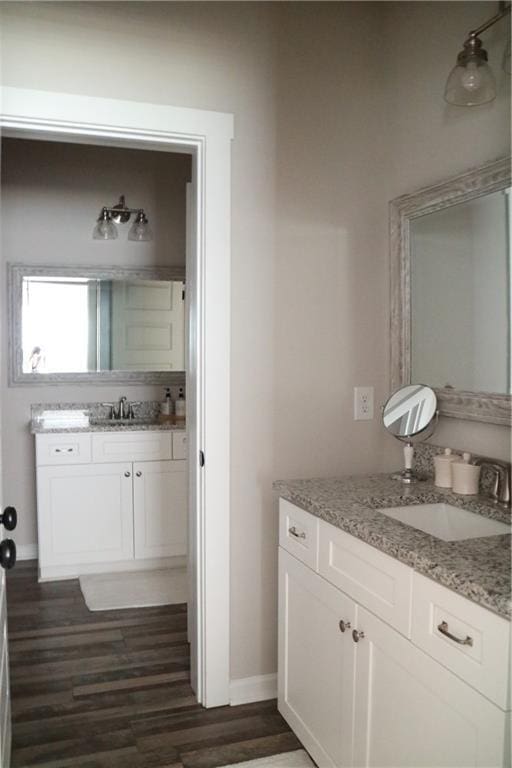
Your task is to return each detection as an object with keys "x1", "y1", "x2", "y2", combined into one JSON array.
[{"x1": 0, "y1": 86, "x2": 233, "y2": 707}]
